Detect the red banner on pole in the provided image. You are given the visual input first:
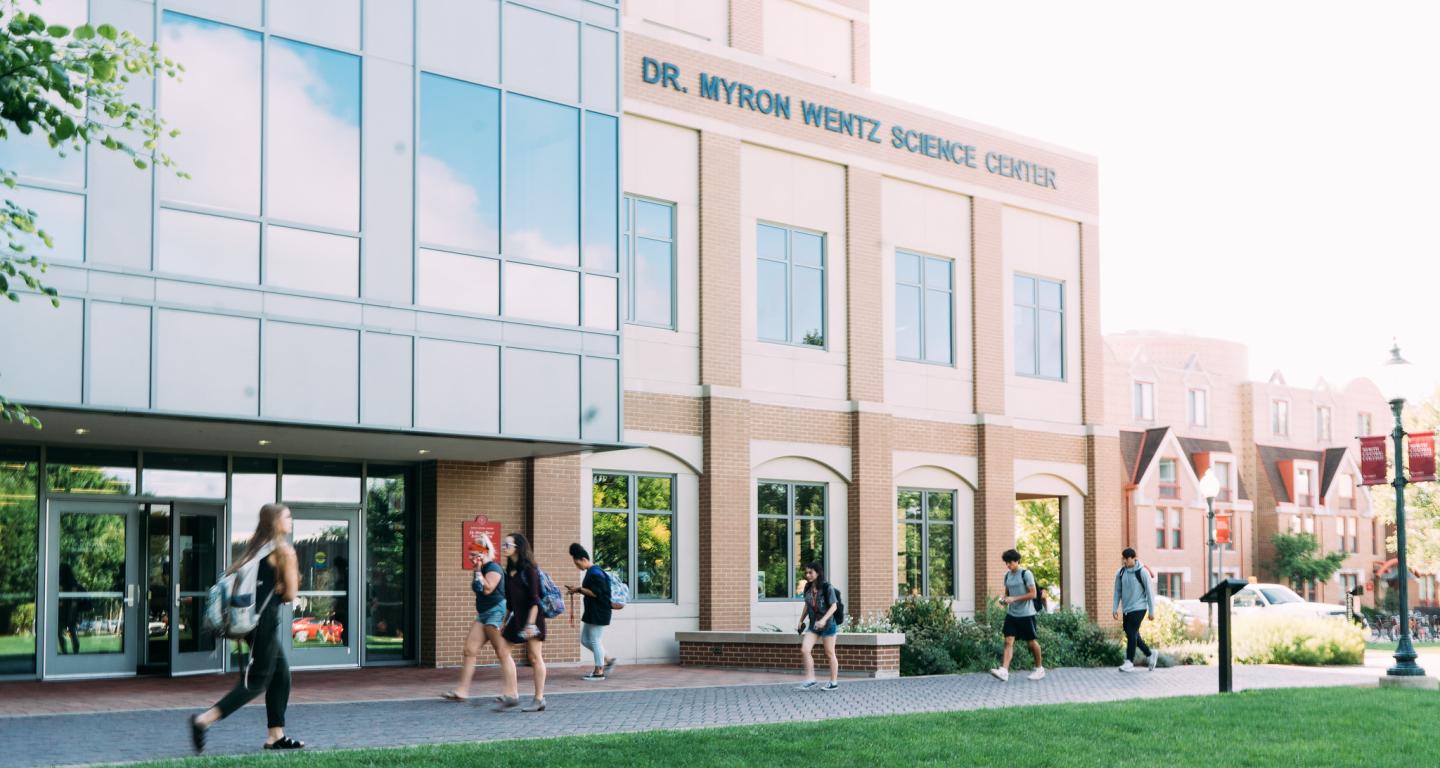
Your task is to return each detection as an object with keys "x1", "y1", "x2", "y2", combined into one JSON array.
[
  {"x1": 1215, "y1": 513, "x2": 1232, "y2": 546},
  {"x1": 1359, "y1": 436, "x2": 1389, "y2": 486},
  {"x1": 1409, "y1": 432, "x2": 1437, "y2": 483},
  {"x1": 460, "y1": 515, "x2": 503, "y2": 570}
]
